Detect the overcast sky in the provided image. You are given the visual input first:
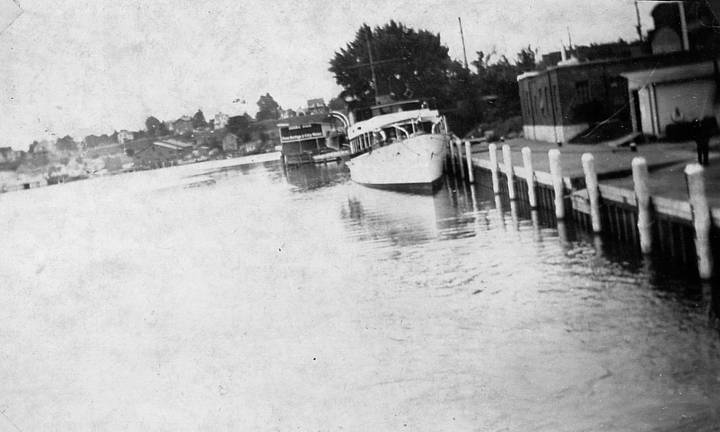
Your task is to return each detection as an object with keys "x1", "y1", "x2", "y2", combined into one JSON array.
[{"x1": 0, "y1": 0, "x2": 656, "y2": 149}]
